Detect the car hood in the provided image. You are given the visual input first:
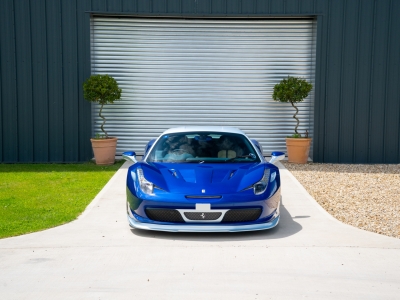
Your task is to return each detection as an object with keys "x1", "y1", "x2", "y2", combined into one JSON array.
[{"x1": 136, "y1": 162, "x2": 266, "y2": 194}]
